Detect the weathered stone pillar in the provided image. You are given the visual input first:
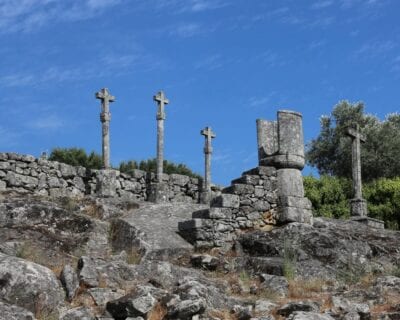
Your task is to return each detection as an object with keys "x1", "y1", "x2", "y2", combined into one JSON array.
[
  {"x1": 154, "y1": 90, "x2": 169, "y2": 182},
  {"x1": 200, "y1": 126, "x2": 216, "y2": 204},
  {"x1": 148, "y1": 90, "x2": 169, "y2": 203},
  {"x1": 258, "y1": 110, "x2": 313, "y2": 225},
  {"x1": 95, "y1": 88, "x2": 115, "y2": 169},
  {"x1": 346, "y1": 125, "x2": 367, "y2": 216}
]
